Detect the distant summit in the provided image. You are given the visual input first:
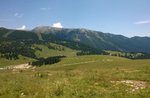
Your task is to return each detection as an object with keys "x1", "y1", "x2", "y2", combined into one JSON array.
[{"x1": 32, "y1": 26, "x2": 63, "y2": 33}]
